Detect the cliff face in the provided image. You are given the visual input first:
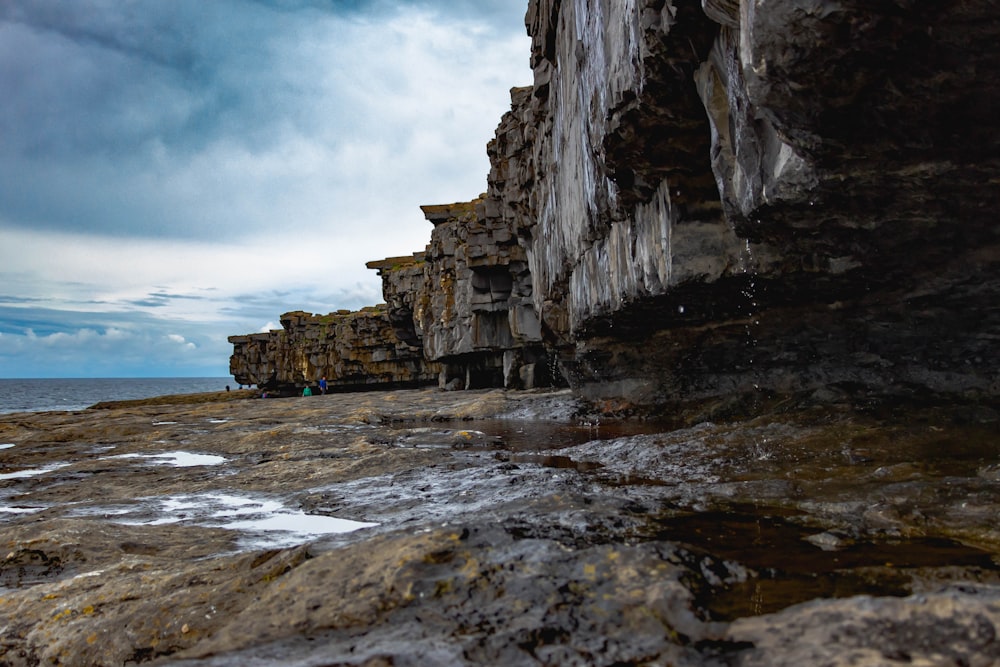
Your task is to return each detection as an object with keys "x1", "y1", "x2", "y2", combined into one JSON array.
[
  {"x1": 228, "y1": 308, "x2": 438, "y2": 393},
  {"x1": 371, "y1": 198, "x2": 554, "y2": 390},
  {"x1": 489, "y1": 0, "x2": 1000, "y2": 411},
  {"x1": 231, "y1": 196, "x2": 555, "y2": 393},
  {"x1": 232, "y1": 0, "x2": 1000, "y2": 413}
]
